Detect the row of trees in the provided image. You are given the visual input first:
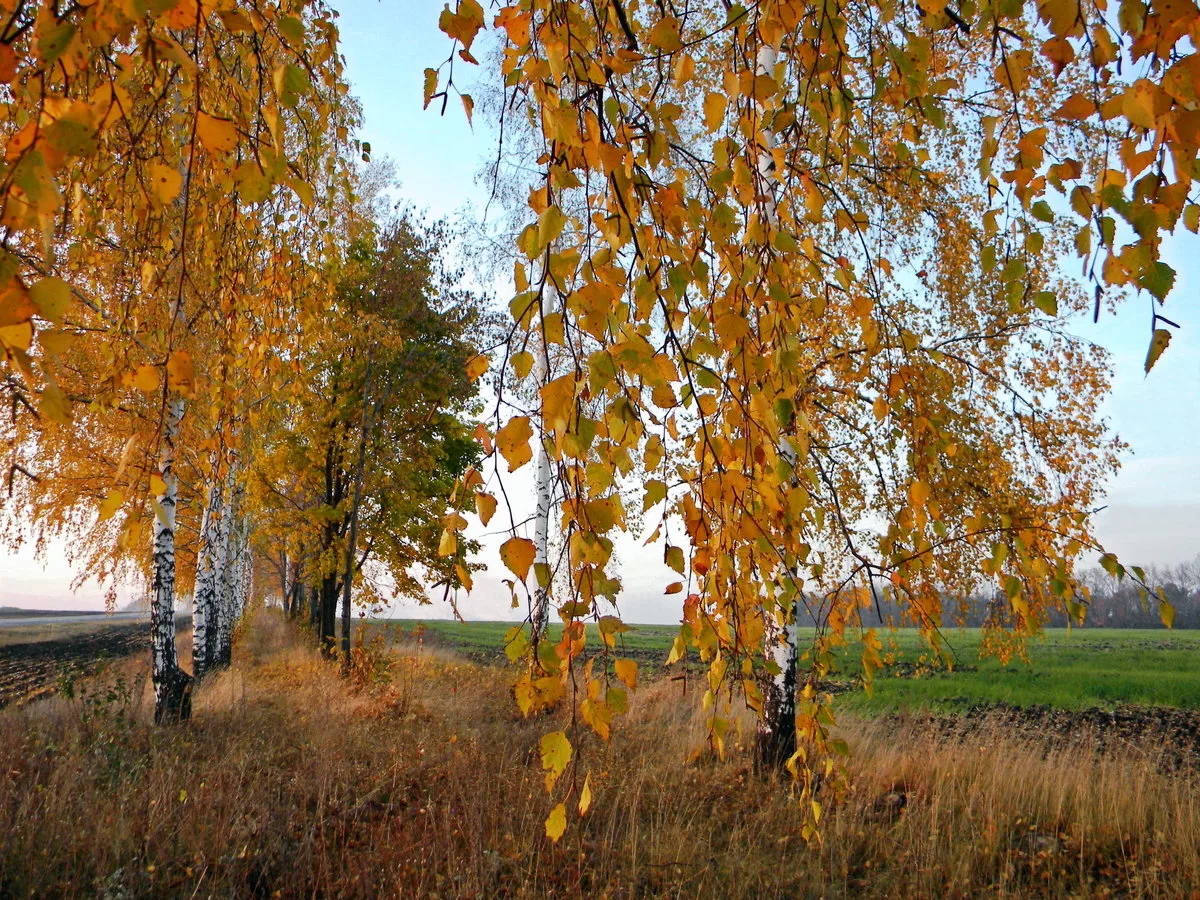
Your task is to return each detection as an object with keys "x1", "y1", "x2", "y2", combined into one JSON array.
[
  {"x1": 0, "y1": 0, "x2": 1194, "y2": 847},
  {"x1": 857, "y1": 558, "x2": 1200, "y2": 631},
  {"x1": 0, "y1": 0, "x2": 485, "y2": 722}
]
